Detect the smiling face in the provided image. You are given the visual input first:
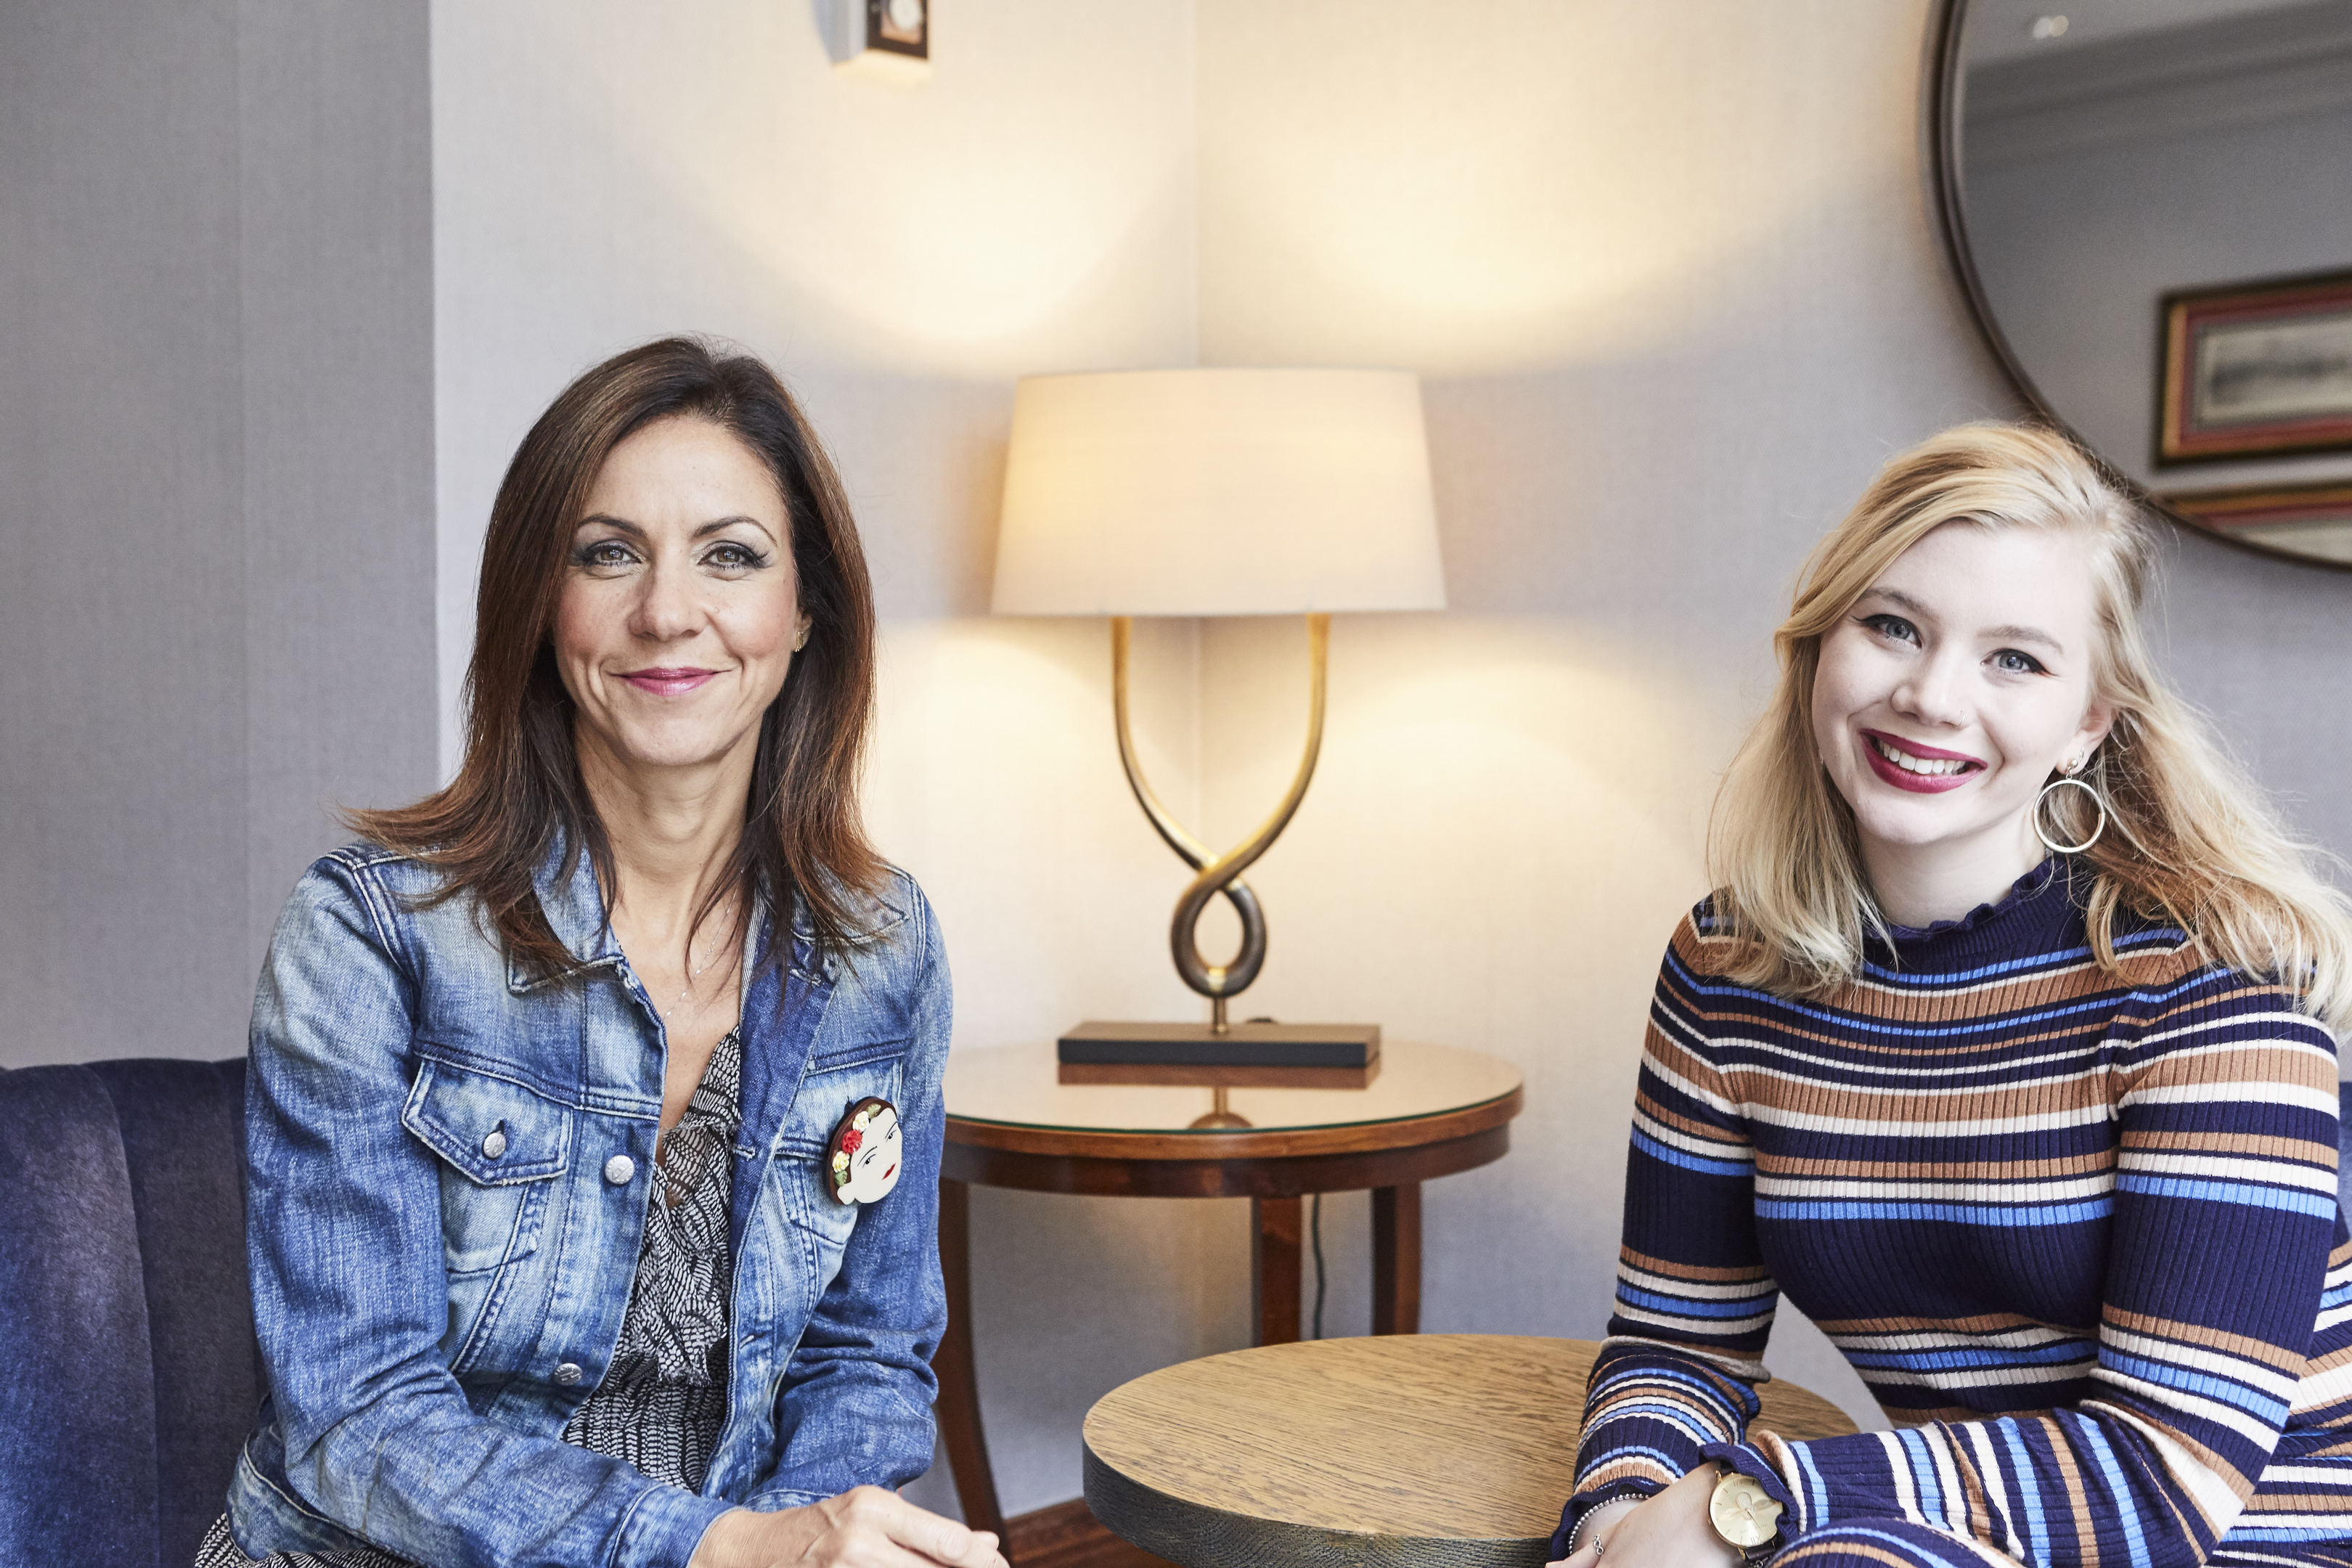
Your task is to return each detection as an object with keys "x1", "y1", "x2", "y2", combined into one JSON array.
[
  {"x1": 553, "y1": 416, "x2": 809, "y2": 780},
  {"x1": 1810, "y1": 521, "x2": 2115, "y2": 914}
]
